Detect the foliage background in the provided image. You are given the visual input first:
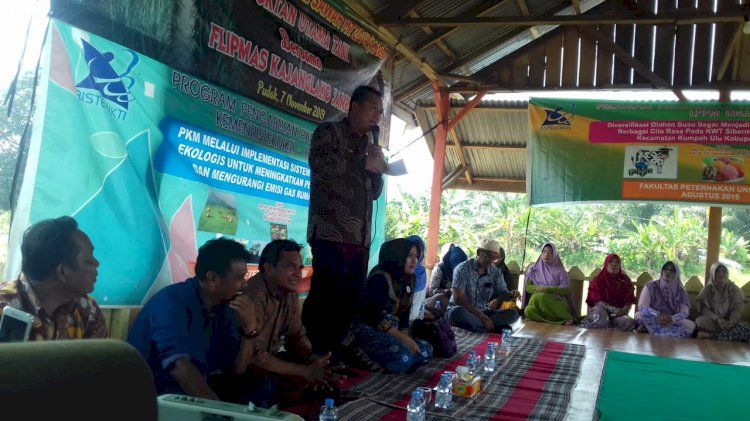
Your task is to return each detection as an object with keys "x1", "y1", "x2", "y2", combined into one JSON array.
[{"x1": 386, "y1": 188, "x2": 750, "y2": 285}]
